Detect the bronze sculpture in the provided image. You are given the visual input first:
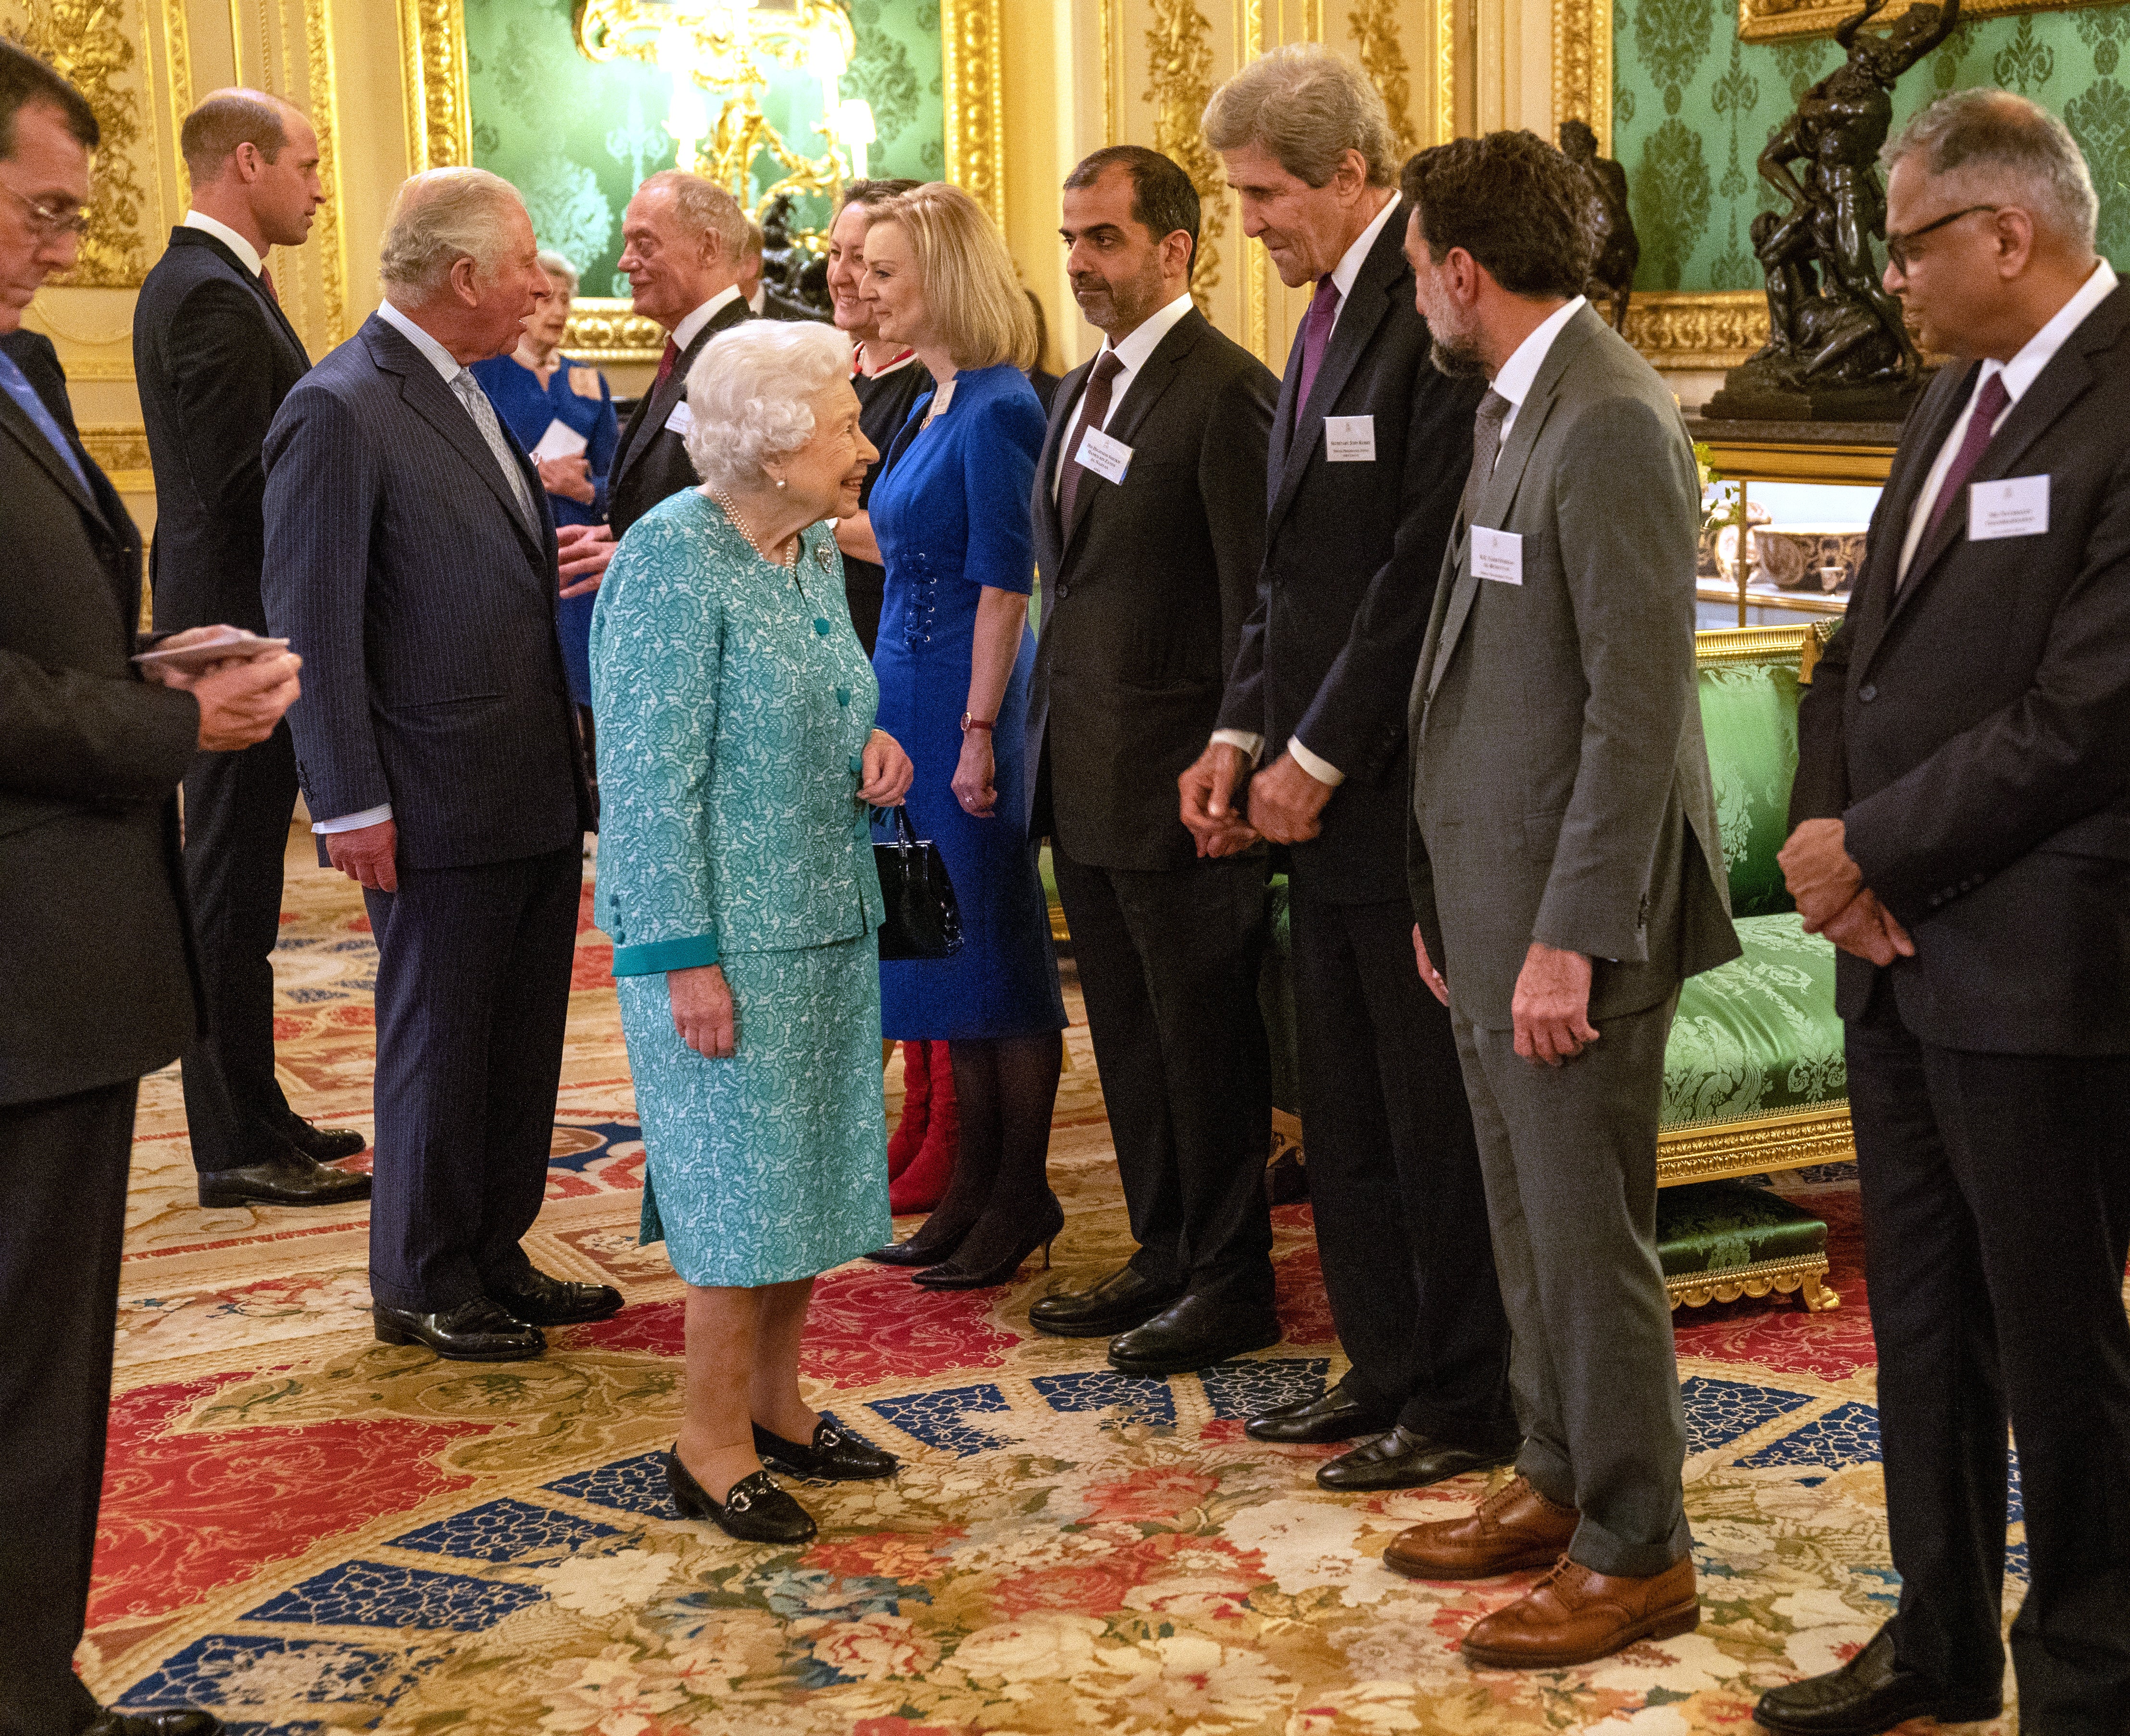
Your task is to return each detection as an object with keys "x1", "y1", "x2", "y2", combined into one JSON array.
[
  {"x1": 1706, "y1": 0, "x2": 1958, "y2": 420},
  {"x1": 1560, "y1": 119, "x2": 1640, "y2": 332}
]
